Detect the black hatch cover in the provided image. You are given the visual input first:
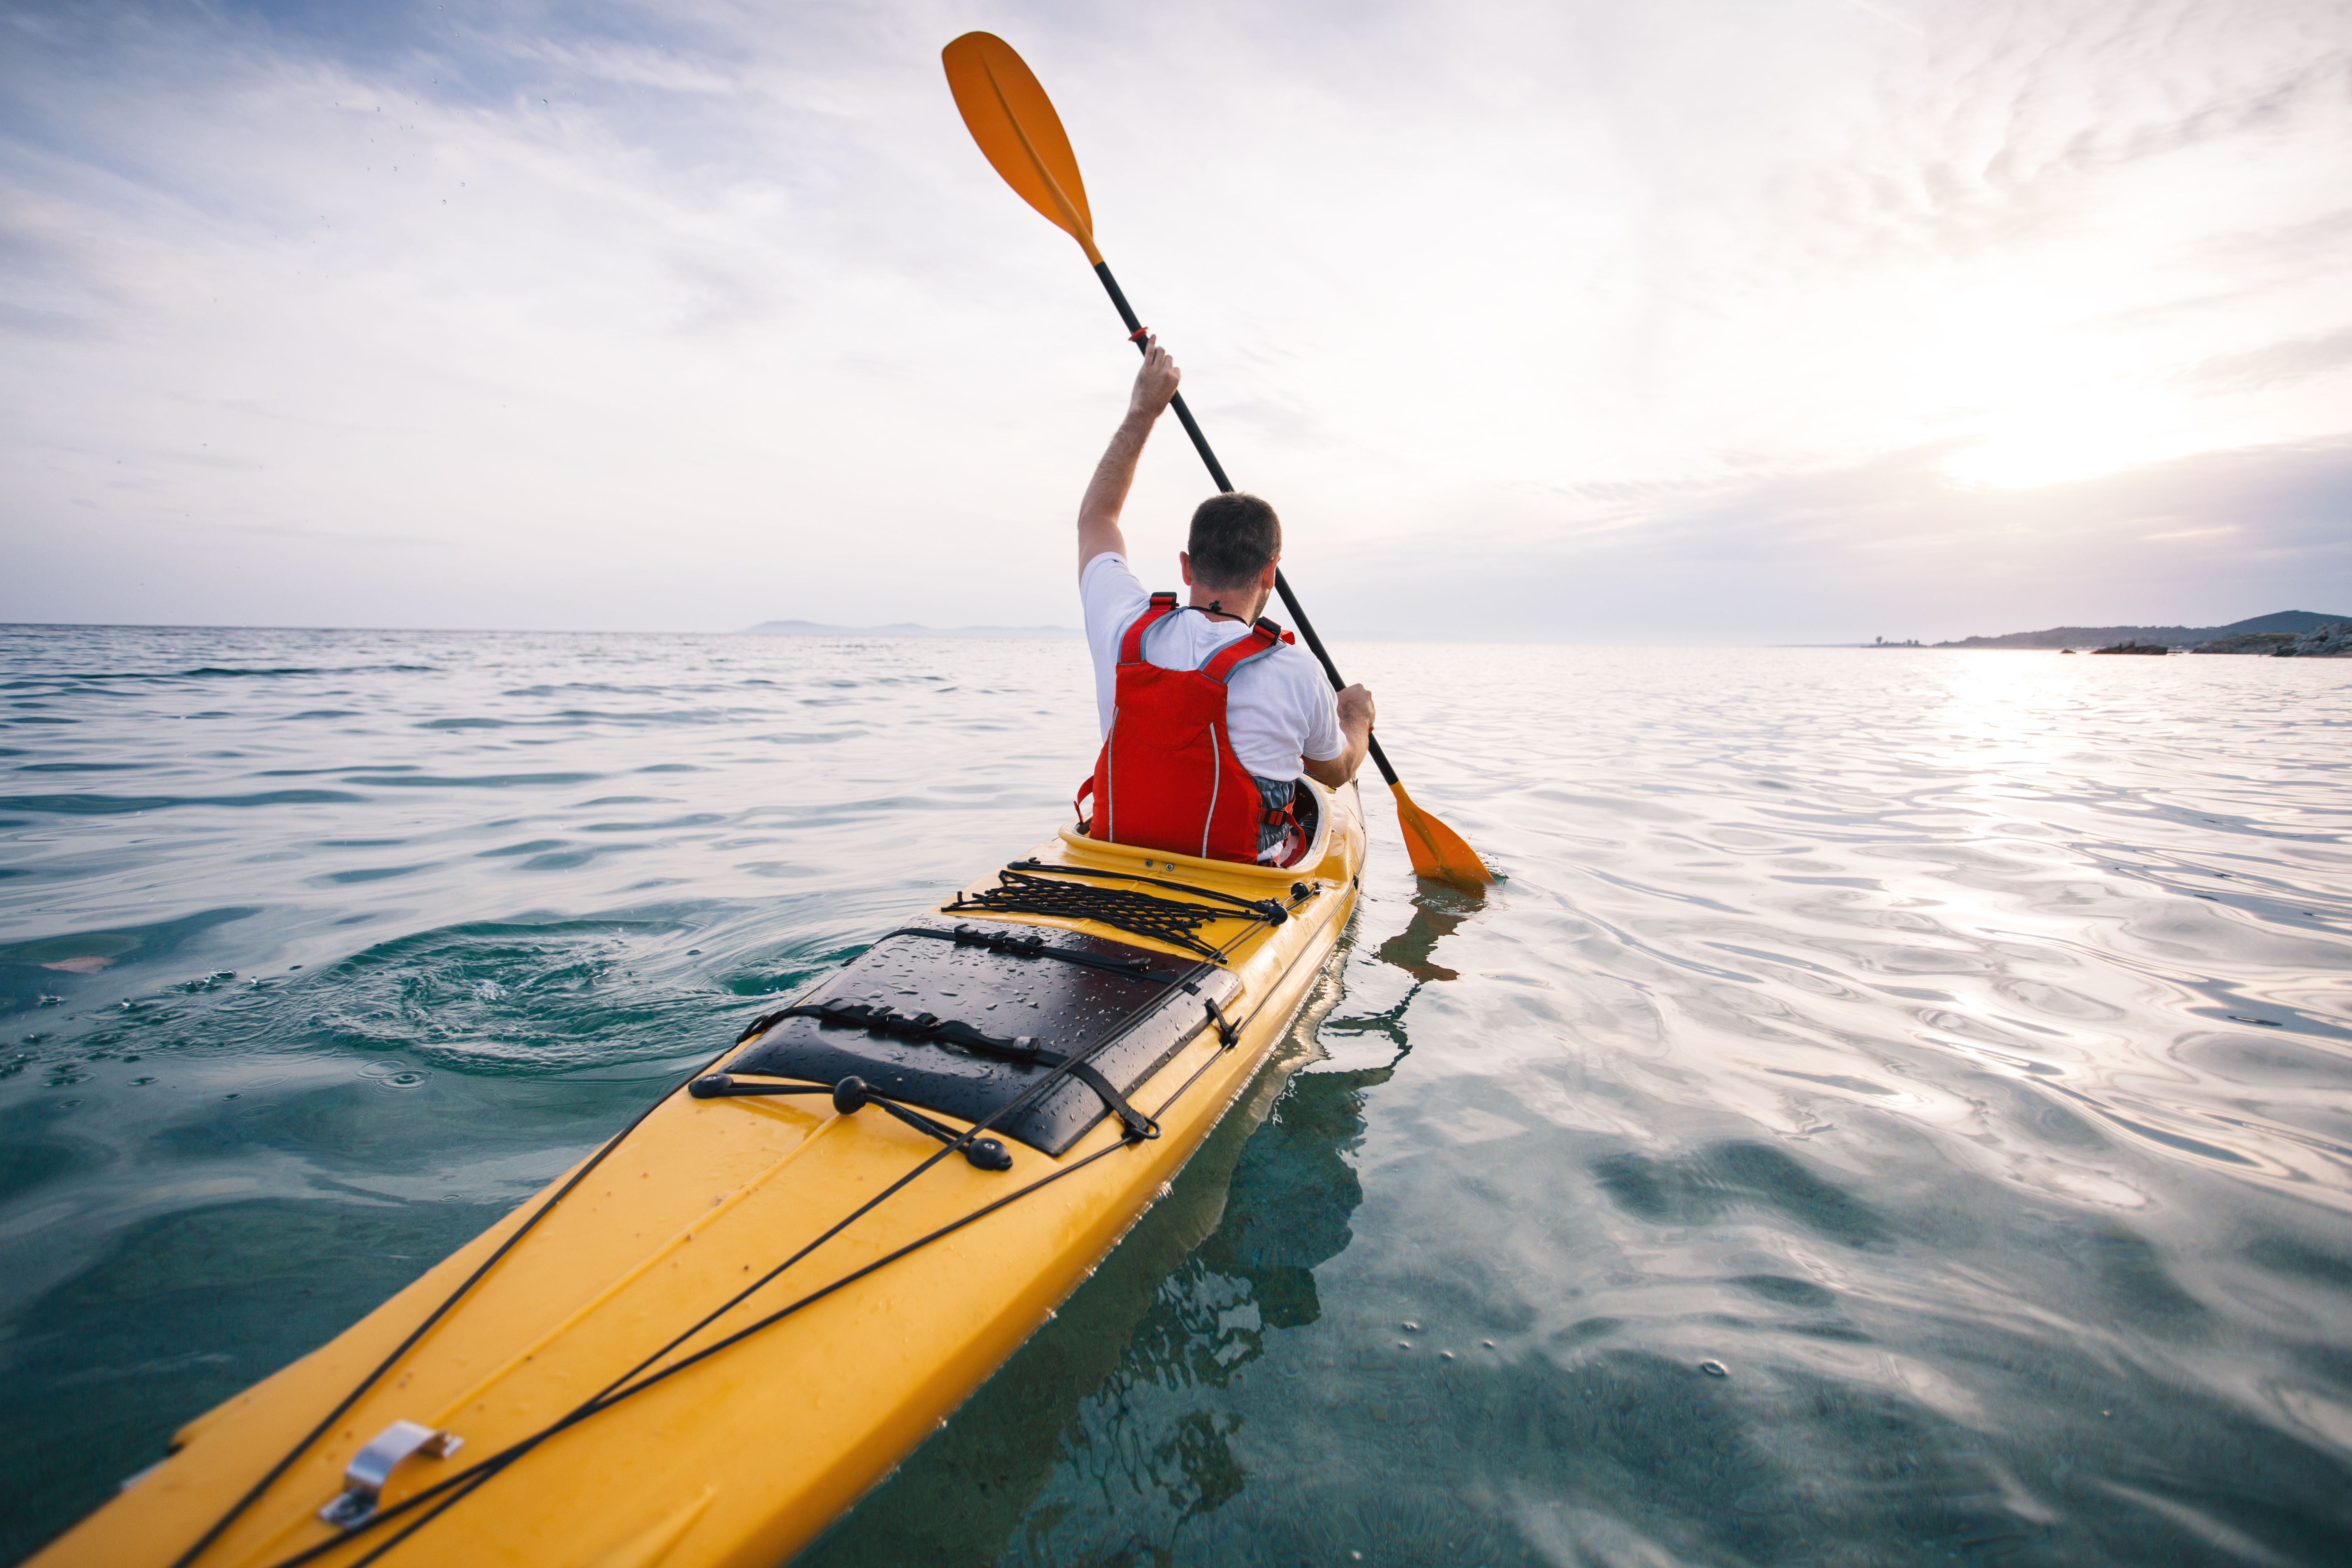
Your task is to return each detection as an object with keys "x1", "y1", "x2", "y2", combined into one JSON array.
[{"x1": 724, "y1": 924, "x2": 1244, "y2": 1156}]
